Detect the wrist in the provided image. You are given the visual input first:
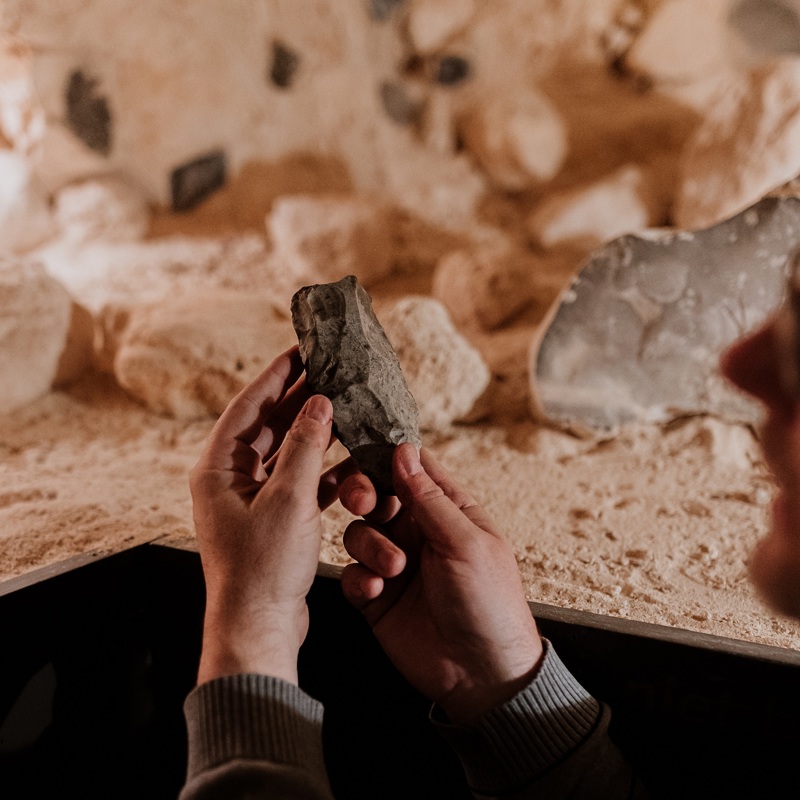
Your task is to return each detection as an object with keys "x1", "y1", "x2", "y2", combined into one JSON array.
[
  {"x1": 197, "y1": 600, "x2": 306, "y2": 686},
  {"x1": 440, "y1": 644, "x2": 545, "y2": 726}
]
